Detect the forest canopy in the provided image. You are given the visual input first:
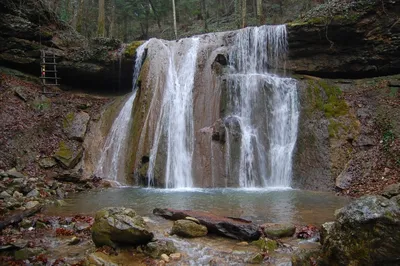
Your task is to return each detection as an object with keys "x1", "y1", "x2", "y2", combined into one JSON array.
[{"x1": 43, "y1": 0, "x2": 326, "y2": 41}]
